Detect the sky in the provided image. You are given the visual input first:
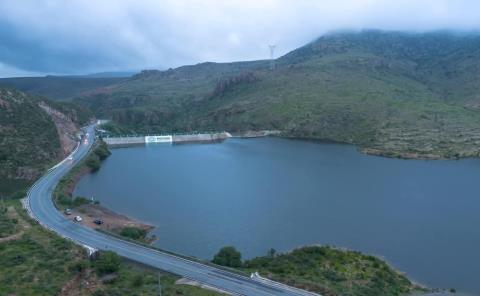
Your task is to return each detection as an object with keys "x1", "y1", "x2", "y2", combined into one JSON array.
[{"x1": 1, "y1": 0, "x2": 480, "y2": 77}]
